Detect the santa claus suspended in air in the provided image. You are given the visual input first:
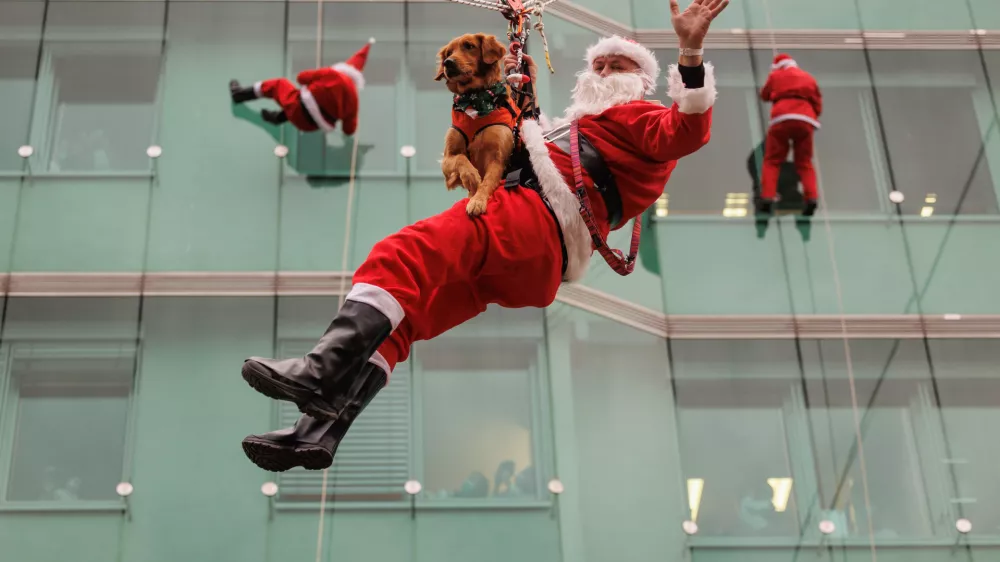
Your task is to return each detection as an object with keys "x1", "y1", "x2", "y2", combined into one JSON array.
[
  {"x1": 757, "y1": 53, "x2": 823, "y2": 216},
  {"x1": 229, "y1": 39, "x2": 373, "y2": 135},
  {"x1": 238, "y1": 0, "x2": 729, "y2": 472}
]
